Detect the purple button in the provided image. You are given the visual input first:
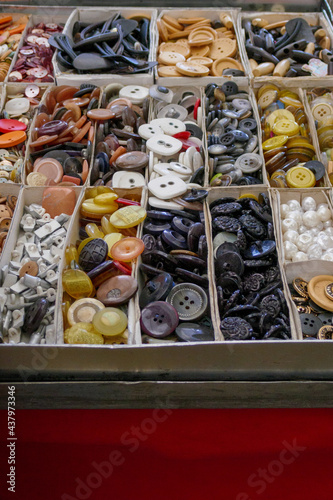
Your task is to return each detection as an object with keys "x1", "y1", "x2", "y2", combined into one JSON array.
[
  {"x1": 38, "y1": 120, "x2": 68, "y2": 136},
  {"x1": 140, "y1": 301, "x2": 179, "y2": 338}
]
